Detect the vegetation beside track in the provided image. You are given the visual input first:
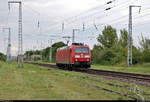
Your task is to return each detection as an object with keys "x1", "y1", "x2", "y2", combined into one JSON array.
[
  {"x1": 0, "y1": 52, "x2": 6, "y2": 61},
  {"x1": 92, "y1": 63, "x2": 150, "y2": 75},
  {"x1": 0, "y1": 61, "x2": 150, "y2": 100}
]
